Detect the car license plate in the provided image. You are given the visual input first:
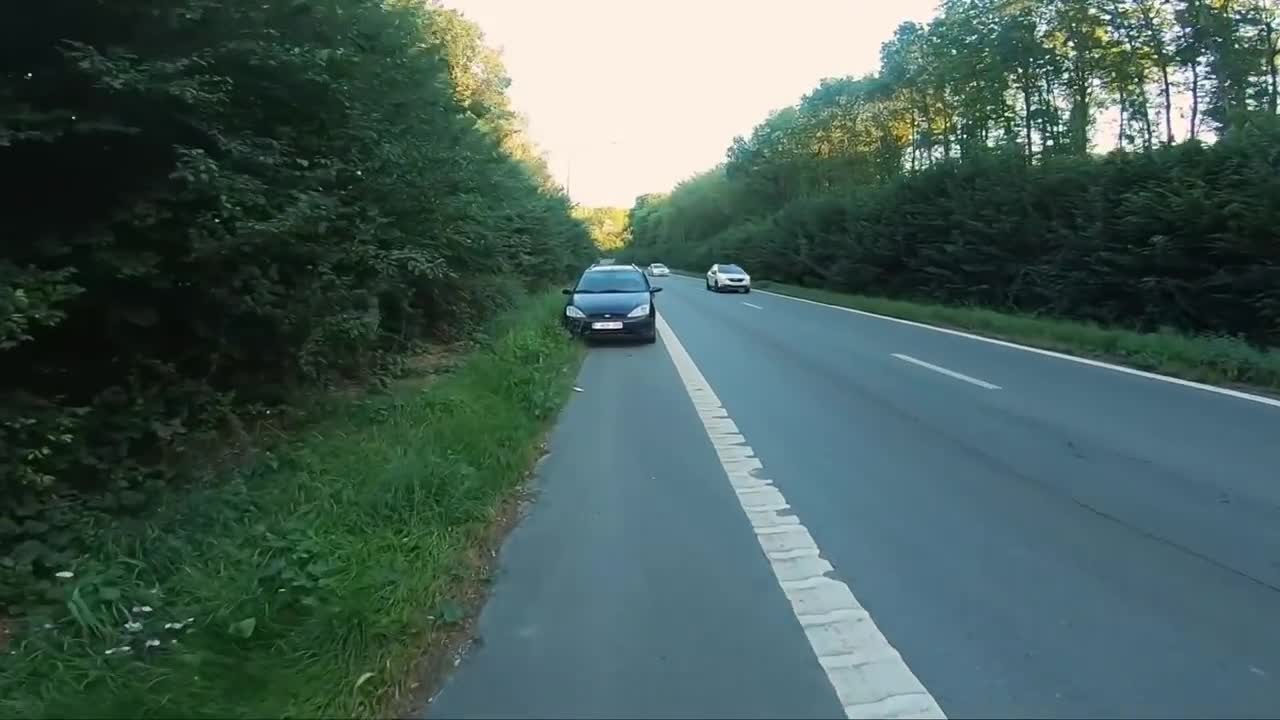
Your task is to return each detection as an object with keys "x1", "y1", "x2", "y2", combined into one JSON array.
[{"x1": 591, "y1": 321, "x2": 623, "y2": 330}]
